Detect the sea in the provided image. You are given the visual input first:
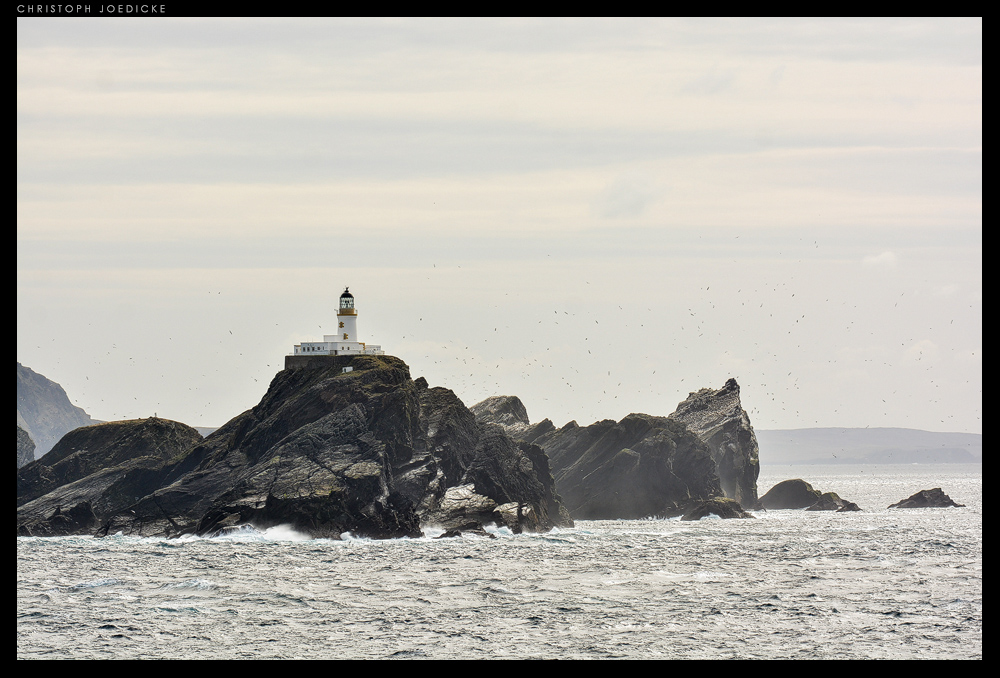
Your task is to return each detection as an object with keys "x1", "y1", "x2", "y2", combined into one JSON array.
[{"x1": 17, "y1": 463, "x2": 981, "y2": 660}]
